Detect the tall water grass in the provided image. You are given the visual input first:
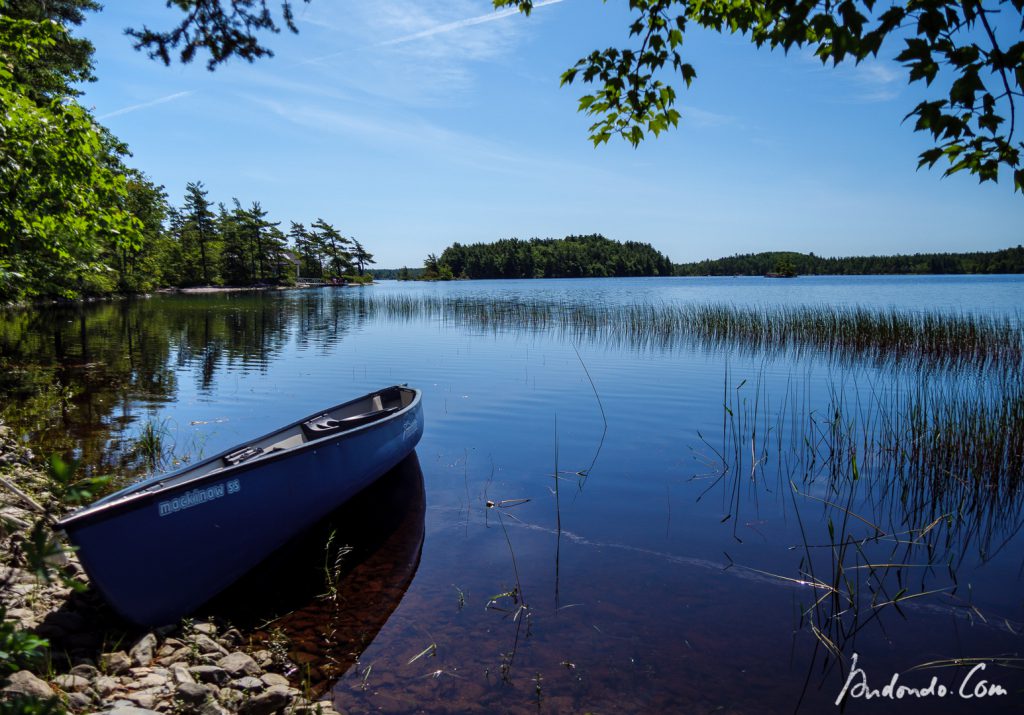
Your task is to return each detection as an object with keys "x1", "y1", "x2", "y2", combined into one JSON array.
[
  {"x1": 702, "y1": 368, "x2": 1024, "y2": 661},
  {"x1": 328, "y1": 294, "x2": 1023, "y2": 373}
]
